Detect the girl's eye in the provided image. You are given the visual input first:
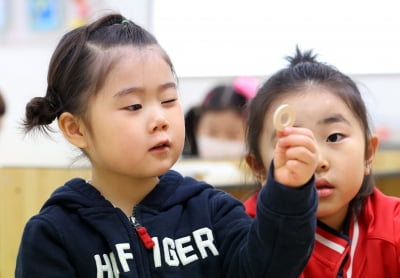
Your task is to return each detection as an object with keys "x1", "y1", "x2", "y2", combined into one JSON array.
[
  {"x1": 327, "y1": 133, "x2": 344, "y2": 143},
  {"x1": 126, "y1": 104, "x2": 142, "y2": 111},
  {"x1": 162, "y1": 98, "x2": 177, "y2": 104}
]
